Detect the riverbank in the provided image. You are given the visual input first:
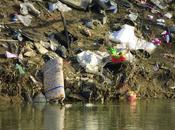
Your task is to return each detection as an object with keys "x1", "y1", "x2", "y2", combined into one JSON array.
[{"x1": 0, "y1": 0, "x2": 175, "y2": 103}]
